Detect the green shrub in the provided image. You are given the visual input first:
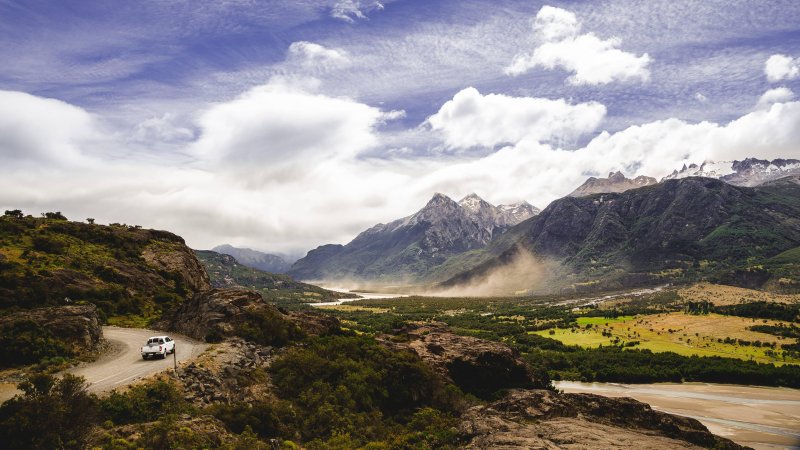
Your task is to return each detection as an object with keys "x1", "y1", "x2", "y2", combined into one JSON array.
[
  {"x1": 0, "y1": 374, "x2": 98, "y2": 450},
  {"x1": 99, "y1": 379, "x2": 189, "y2": 425},
  {"x1": 0, "y1": 320, "x2": 73, "y2": 368}
]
